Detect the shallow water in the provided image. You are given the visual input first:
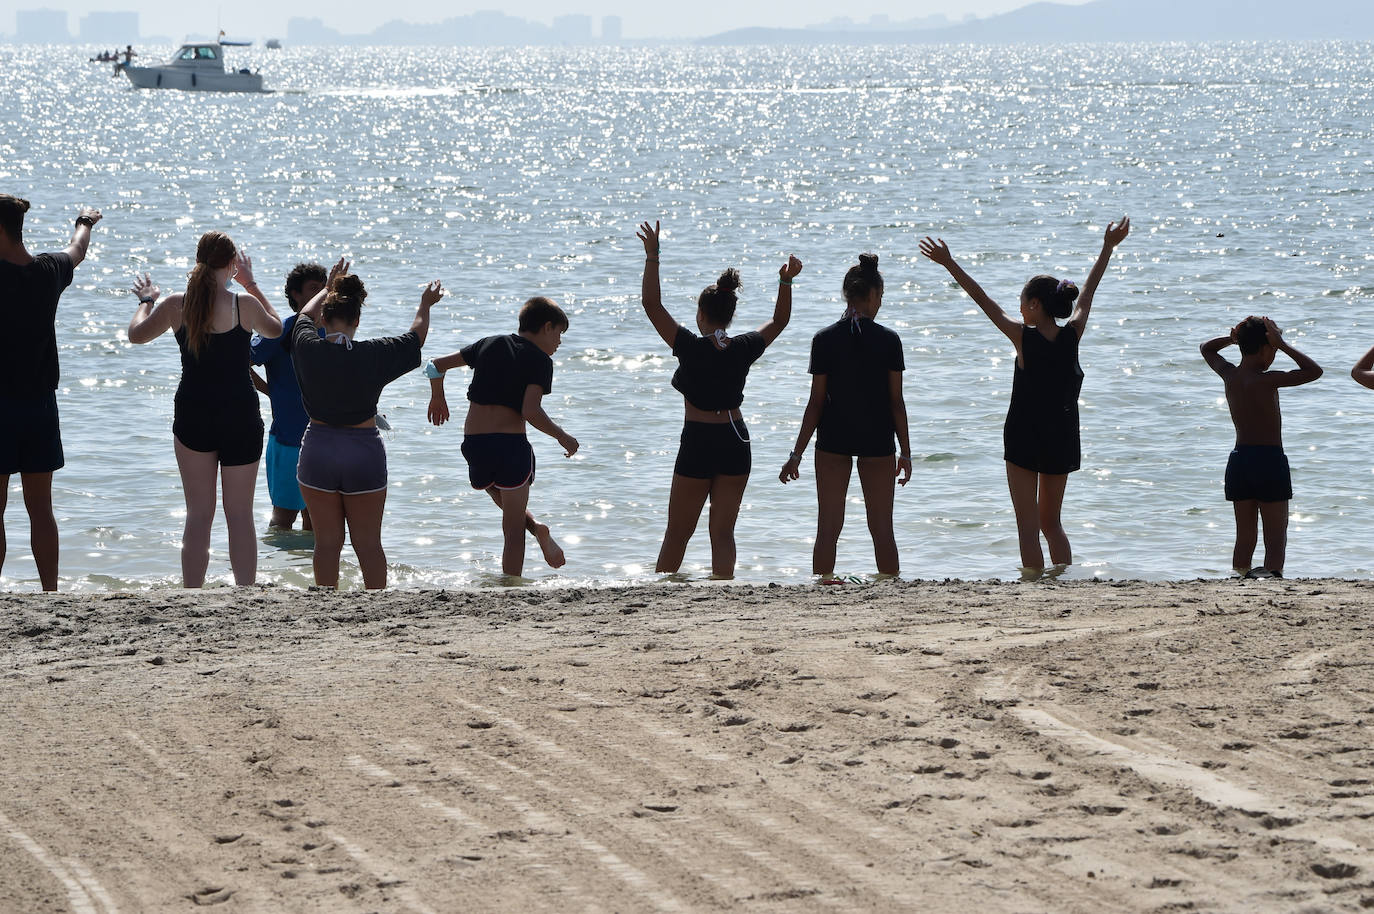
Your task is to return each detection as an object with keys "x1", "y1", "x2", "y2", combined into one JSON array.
[{"x1": 3, "y1": 42, "x2": 1374, "y2": 590}]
